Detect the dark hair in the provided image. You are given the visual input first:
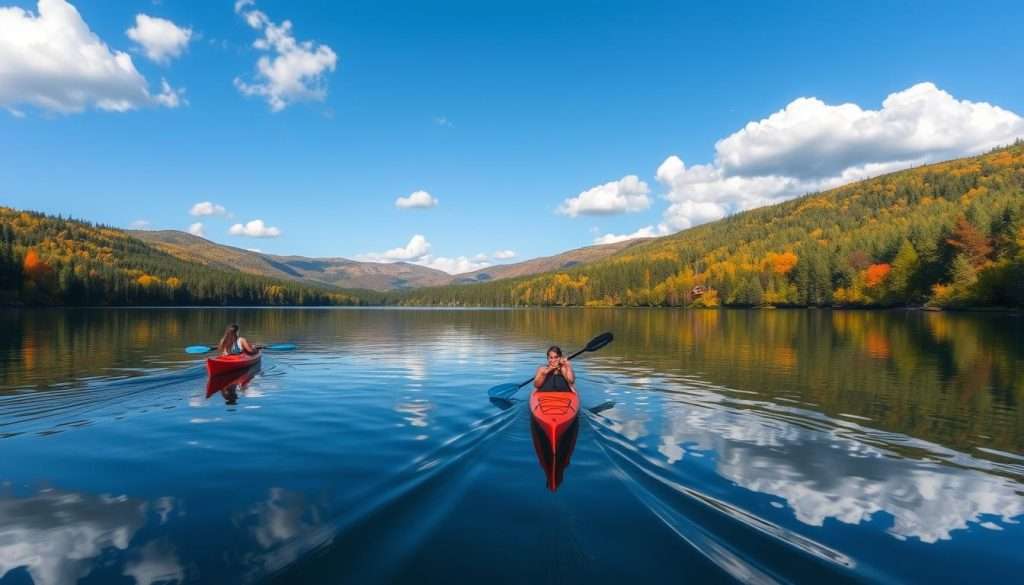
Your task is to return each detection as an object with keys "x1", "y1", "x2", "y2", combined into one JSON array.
[
  {"x1": 546, "y1": 345, "x2": 563, "y2": 357},
  {"x1": 218, "y1": 324, "x2": 240, "y2": 354}
]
